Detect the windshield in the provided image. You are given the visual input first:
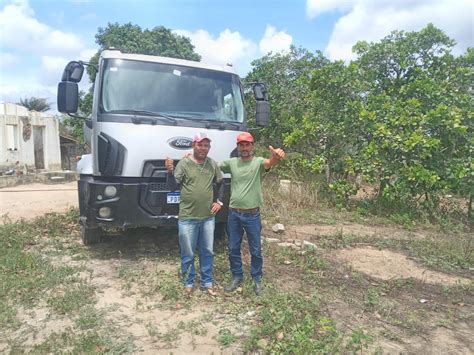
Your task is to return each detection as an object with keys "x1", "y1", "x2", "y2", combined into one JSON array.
[{"x1": 100, "y1": 58, "x2": 244, "y2": 123}]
